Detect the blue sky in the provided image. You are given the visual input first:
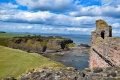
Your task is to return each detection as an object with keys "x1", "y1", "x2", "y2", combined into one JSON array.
[{"x1": 0, "y1": 0, "x2": 120, "y2": 35}]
